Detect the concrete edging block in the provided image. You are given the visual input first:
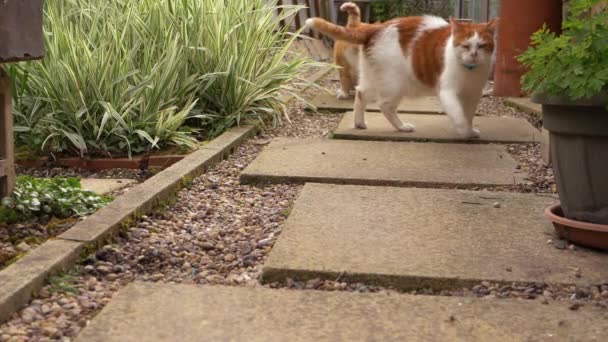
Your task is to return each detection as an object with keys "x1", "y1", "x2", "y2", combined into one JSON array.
[{"x1": 0, "y1": 240, "x2": 84, "y2": 322}]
